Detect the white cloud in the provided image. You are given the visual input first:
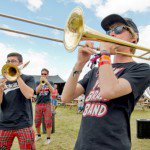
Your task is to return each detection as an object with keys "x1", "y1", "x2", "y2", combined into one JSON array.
[
  {"x1": 11, "y1": 0, "x2": 44, "y2": 12},
  {"x1": 72, "y1": 0, "x2": 150, "y2": 18},
  {"x1": 95, "y1": 0, "x2": 150, "y2": 18},
  {"x1": 27, "y1": 0, "x2": 44, "y2": 12},
  {"x1": 74, "y1": 0, "x2": 100, "y2": 8}
]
